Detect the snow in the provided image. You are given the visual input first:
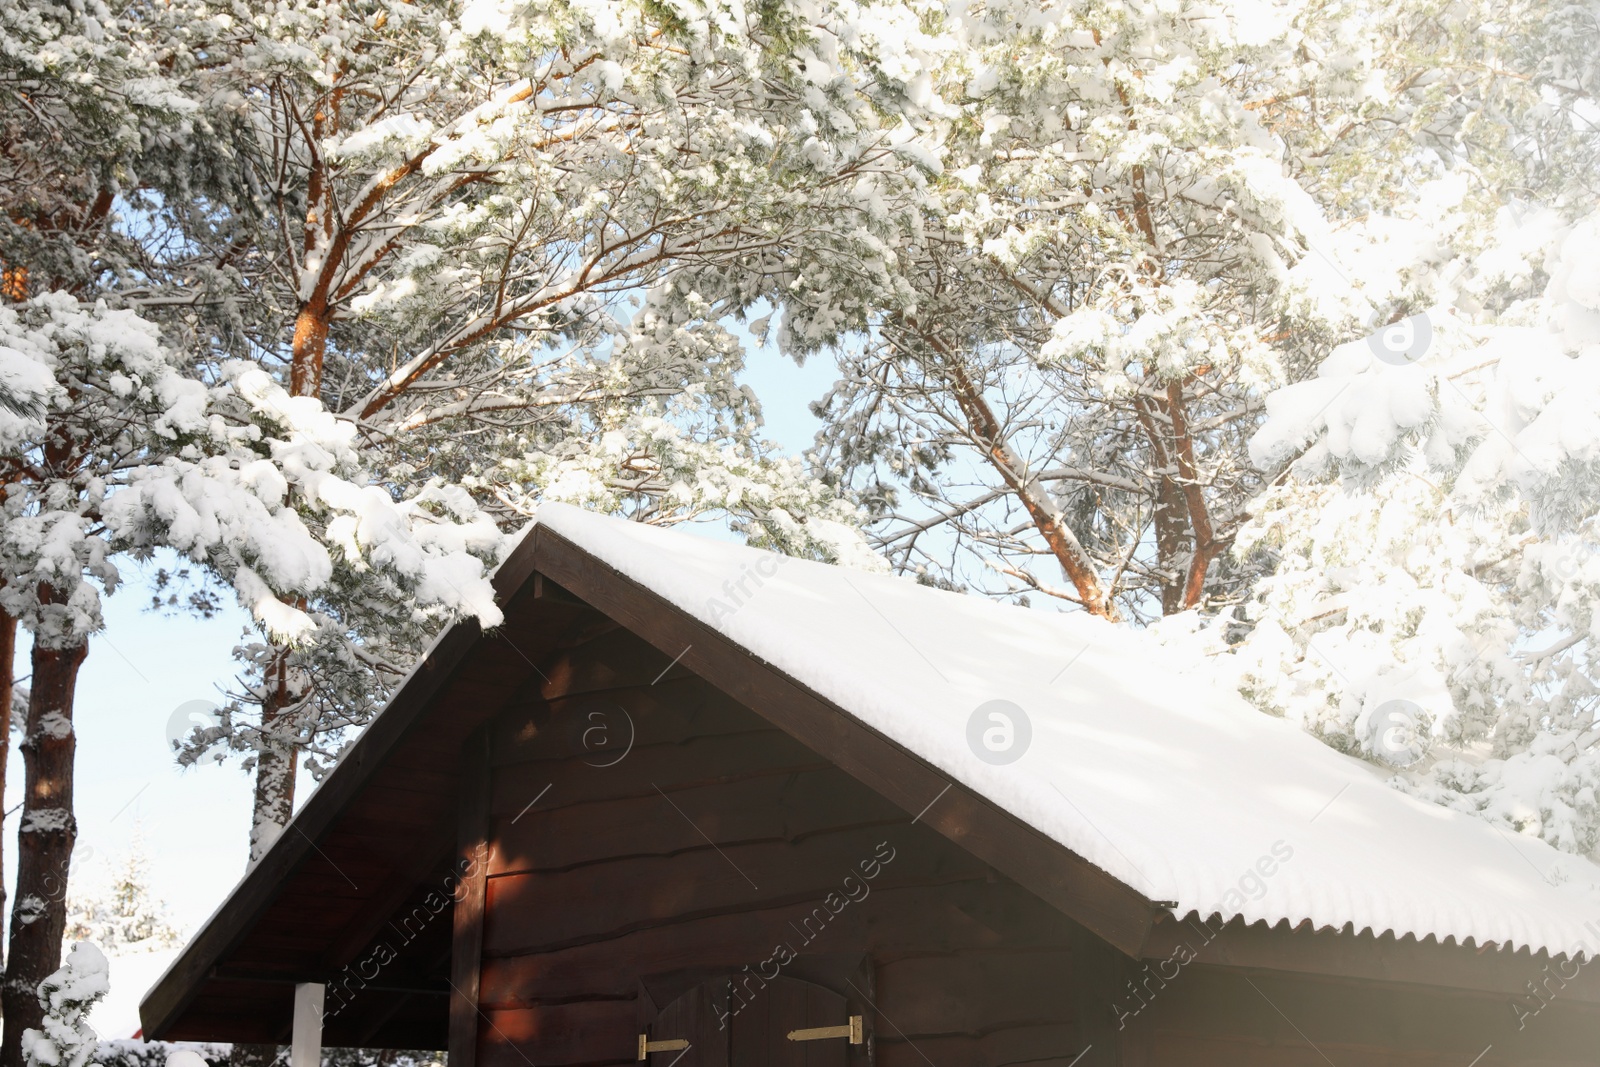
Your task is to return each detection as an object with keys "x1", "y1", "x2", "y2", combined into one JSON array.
[
  {"x1": 24, "y1": 944, "x2": 110, "y2": 1067},
  {"x1": 539, "y1": 502, "x2": 1600, "y2": 957},
  {"x1": 45, "y1": 944, "x2": 109, "y2": 1008},
  {"x1": 89, "y1": 947, "x2": 182, "y2": 1040},
  {"x1": 164, "y1": 1051, "x2": 212, "y2": 1067},
  {"x1": 1233, "y1": 207, "x2": 1600, "y2": 858}
]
